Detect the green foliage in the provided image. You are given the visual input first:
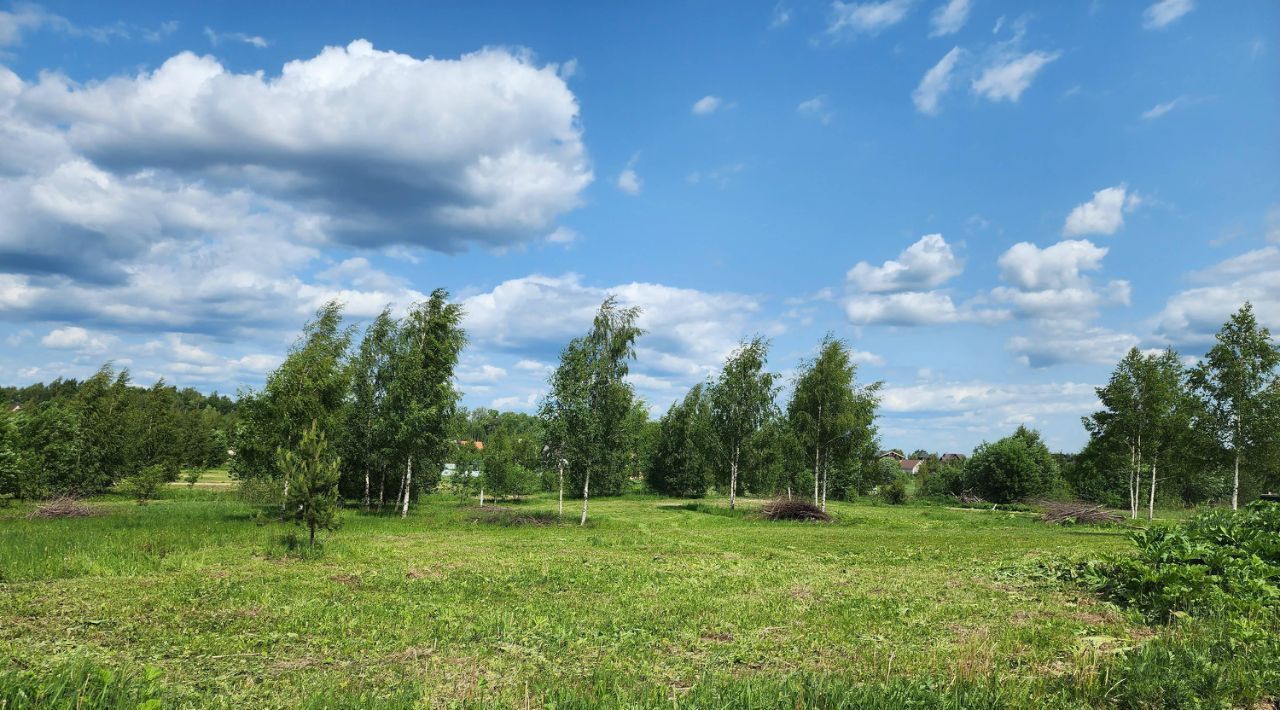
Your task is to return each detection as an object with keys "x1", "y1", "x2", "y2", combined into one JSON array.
[
  {"x1": 647, "y1": 383, "x2": 716, "y2": 497},
  {"x1": 232, "y1": 301, "x2": 353, "y2": 483},
  {"x1": 122, "y1": 464, "x2": 167, "y2": 505},
  {"x1": 1074, "y1": 501, "x2": 1280, "y2": 622},
  {"x1": 918, "y1": 458, "x2": 968, "y2": 498},
  {"x1": 278, "y1": 421, "x2": 341, "y2": 547},
  {"x1": 183, "y1": 469, "x2": 202, "y2": 488},
  {"x1": 880, "y1": 475, "x2": 909, "y2": 505},
  {"x1": 786, "y1": 334, "x2": 882, "y2": 504},
  {"x1": 708, "y1": 336, "x2": 779, "y2": 504},
  {"x1": 481, "y1": 440, "x2": 540, "y2": 500},
  {"x1": 386, "y1": 290, "x2": 467, "y2": 505},
  {"x1": 540, "y1": 297, "x2": 645, "y2": 499},
  {"x1": 967, "y1": 426, "x2": 1058, "y2": 503},
  {"x1": 1189, "y1": 302, "x2": 1280, "y2": 505}
]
